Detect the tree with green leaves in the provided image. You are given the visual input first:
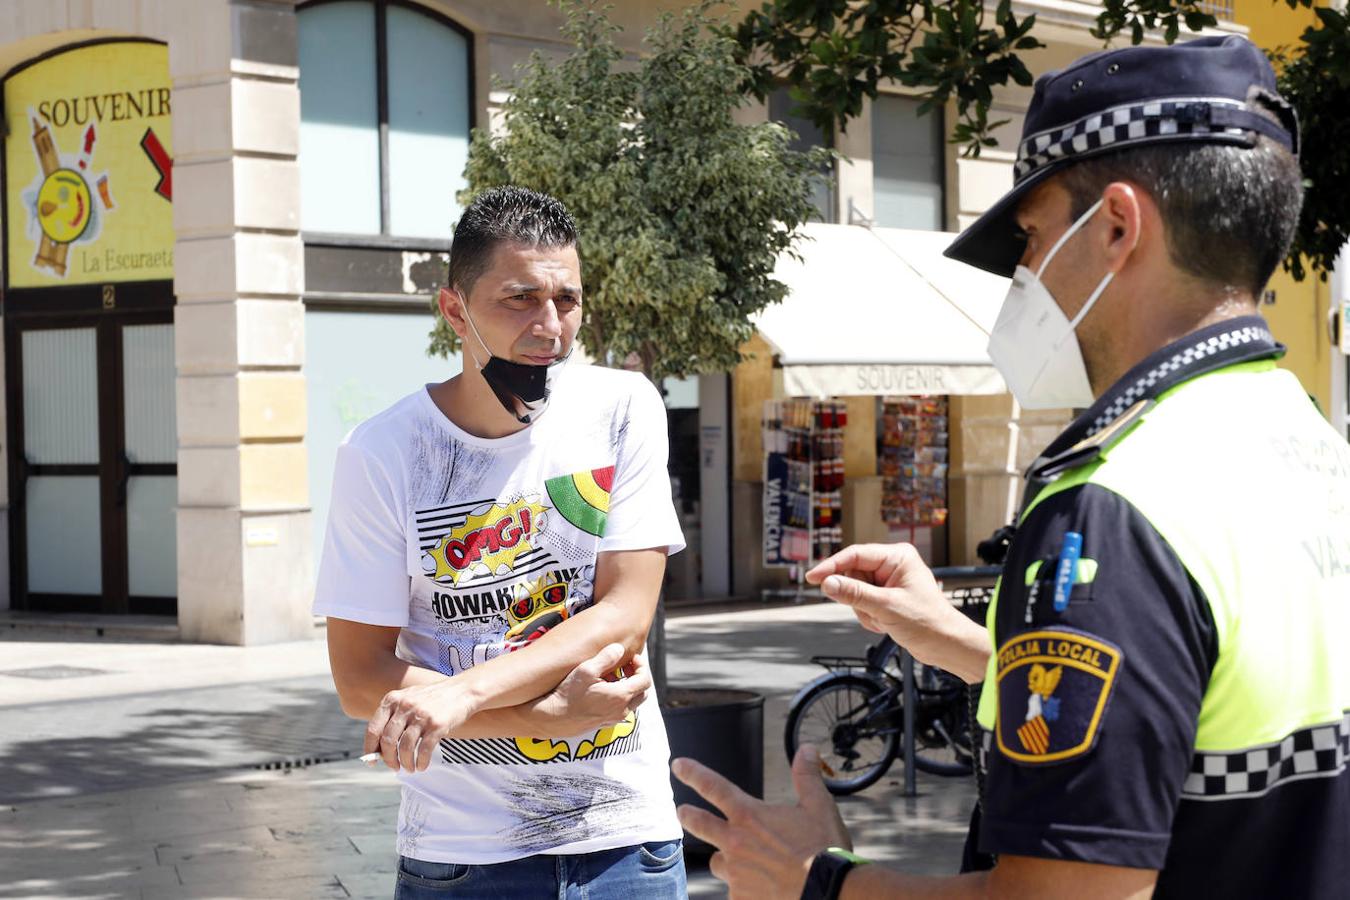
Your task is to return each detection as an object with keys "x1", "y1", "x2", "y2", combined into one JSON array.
[
  {"x1": 732, "y1": 0, "x2": 1350, "y2": 279},
  {"x1": 429, "y1": 0, "x2": 832, "y2": 379}
]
